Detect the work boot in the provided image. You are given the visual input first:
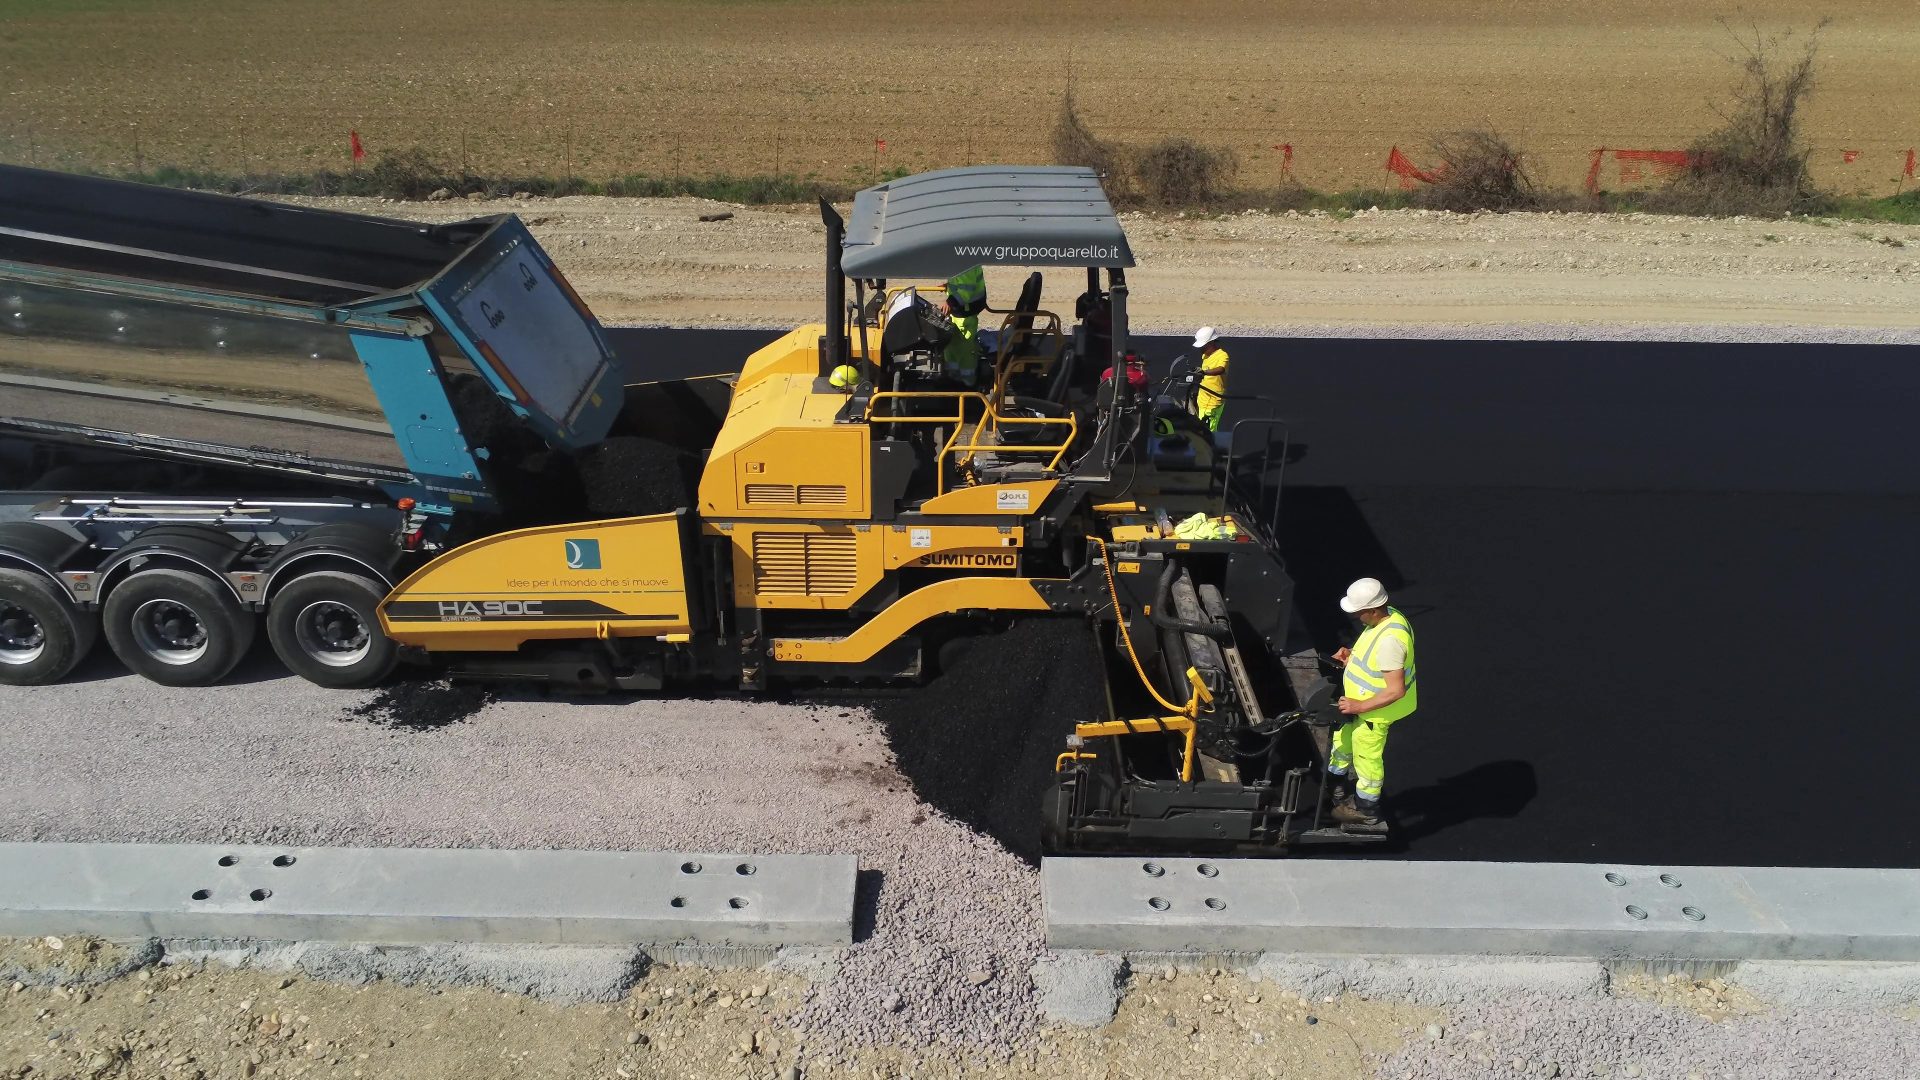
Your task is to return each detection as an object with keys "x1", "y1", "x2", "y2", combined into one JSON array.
[{"x1": 1331, "y1": 798, "x2": 1388, "y2": 834}]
